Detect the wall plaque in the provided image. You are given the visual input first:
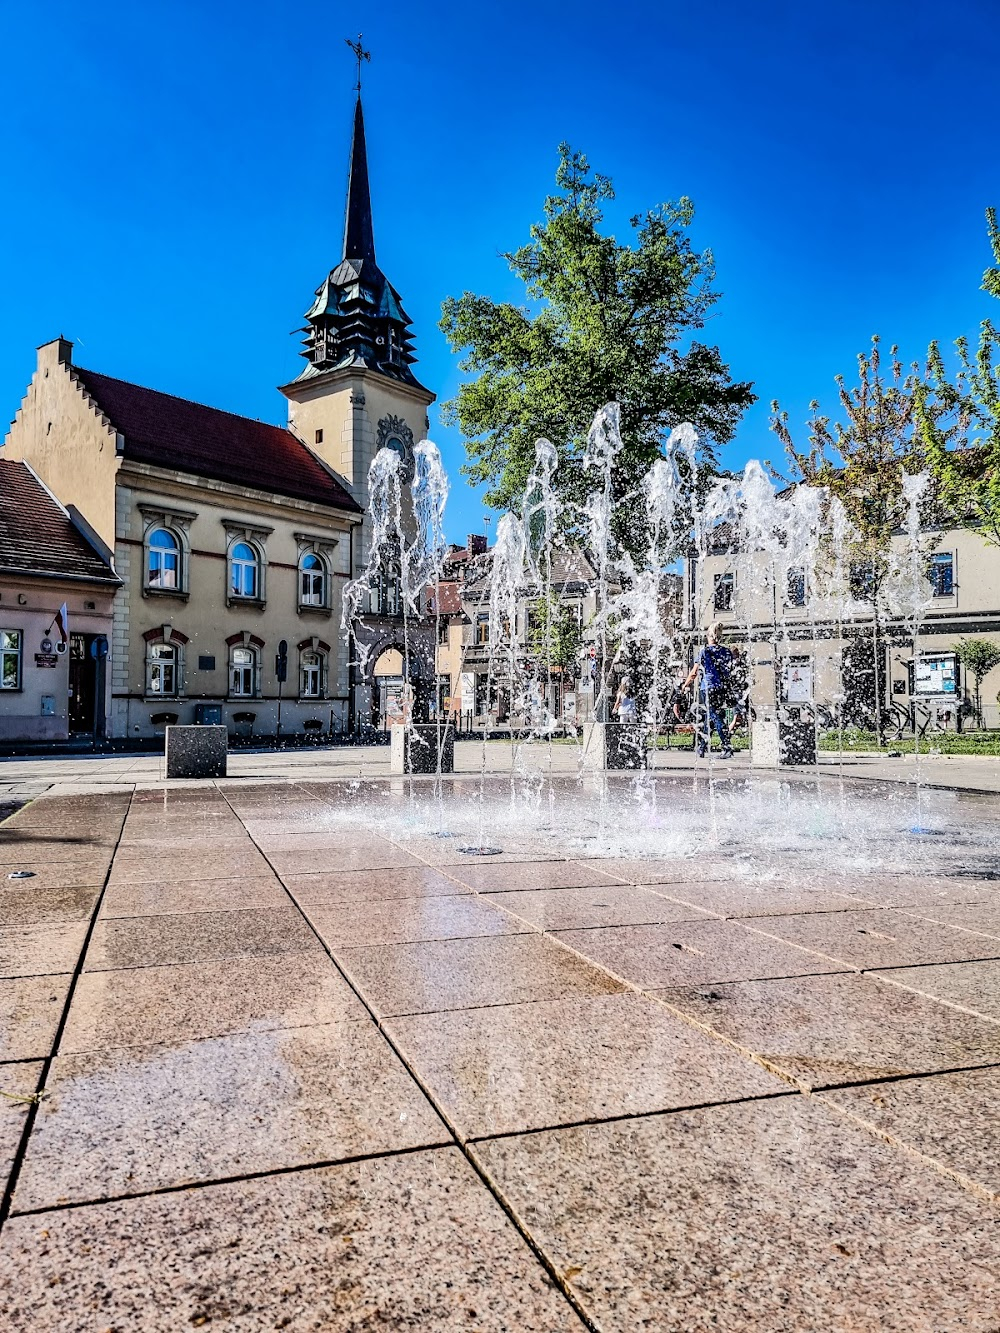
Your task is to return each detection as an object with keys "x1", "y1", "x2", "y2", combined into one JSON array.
[{"x1": 34, "y1": 653, "x2": 59, "y2": 668}]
